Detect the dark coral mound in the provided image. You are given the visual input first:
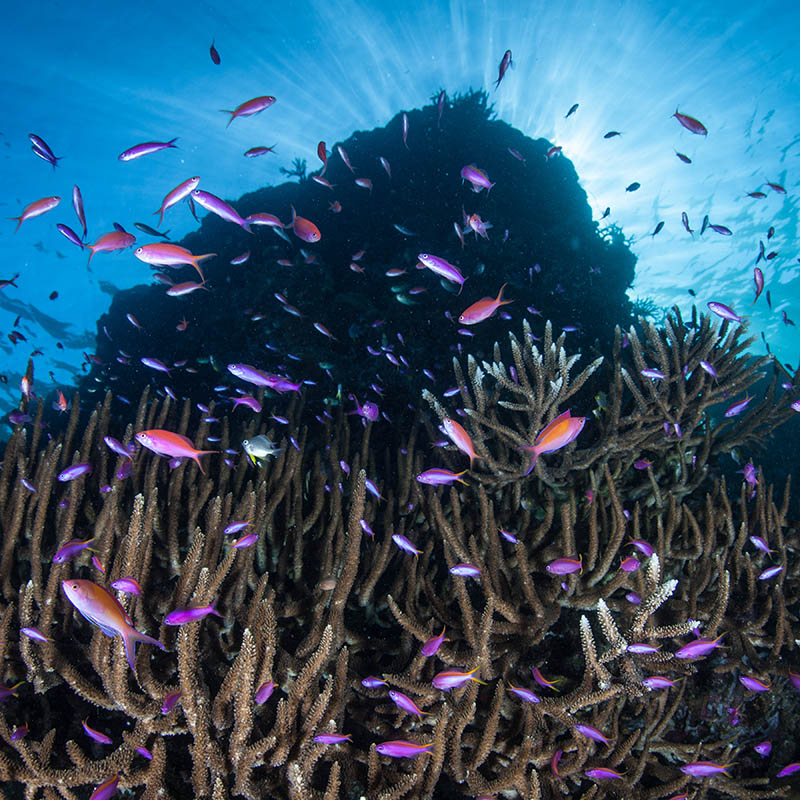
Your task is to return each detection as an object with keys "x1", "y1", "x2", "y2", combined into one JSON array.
[{"x1": 82, "y1": 91, "x2": 635, "y2": 420}]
